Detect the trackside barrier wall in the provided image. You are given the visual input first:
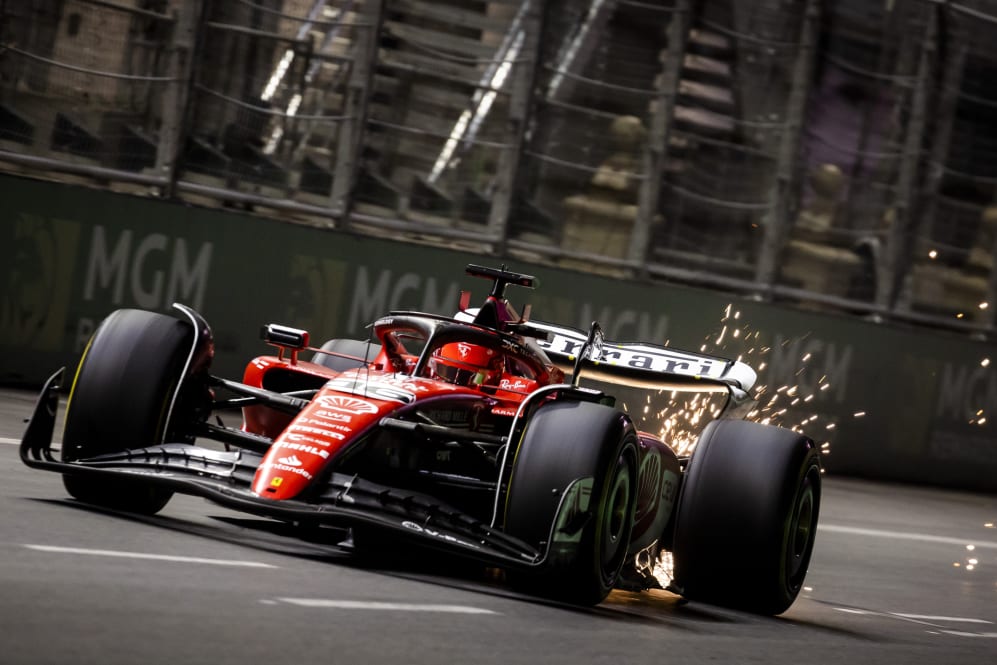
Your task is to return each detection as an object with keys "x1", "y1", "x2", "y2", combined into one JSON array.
[{"x1": 1, "y1": 174, "x2": 995, "y2": 492}]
